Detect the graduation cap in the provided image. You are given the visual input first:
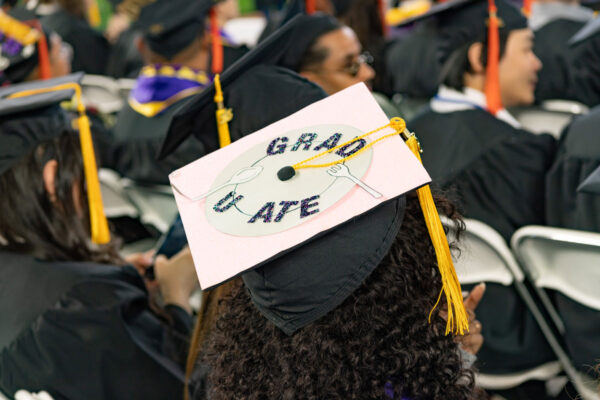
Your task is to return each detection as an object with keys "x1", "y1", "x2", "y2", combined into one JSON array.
[
  {"x1": 136, "y1": 0, "x2": 226, "y2": 73},
  {"x1": 395, "y1": 0, "x2": 527, "y2": 115},
  {"x1": 577, "y1": 165, "x2": 600, "y2": 195},
  {"x1": 0, "y1": 8, "x2": 51, "y2": 85},
  {"x1": 569, "y1": 16, "x2": 600, "y2": 46},
  {"x1": 0, "y1": 73, "x2": 110, "y2": 245},
  {"x1": 158, "y1": 14, "x2": 340, "y2": 159},
  {"x1": 169, "y1": 83, "x2": 468, "y2": 335}
]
